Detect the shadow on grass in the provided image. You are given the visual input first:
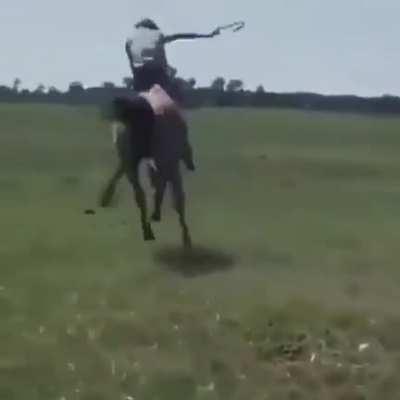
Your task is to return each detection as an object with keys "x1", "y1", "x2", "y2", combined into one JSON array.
[{"x1": 153, "y1": 245, "x2": 236, "y2": 278}]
